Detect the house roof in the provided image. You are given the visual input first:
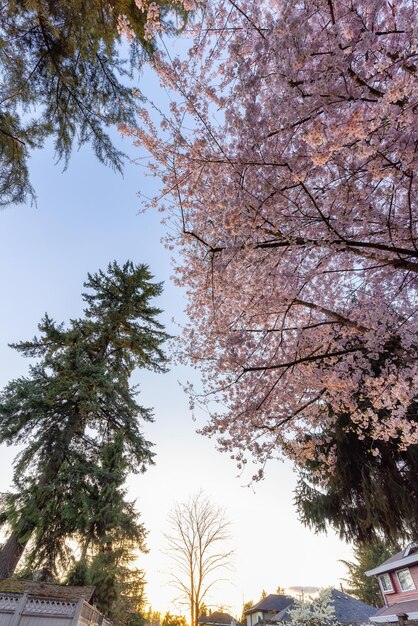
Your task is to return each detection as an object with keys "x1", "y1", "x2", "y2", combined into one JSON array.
[
  {"x1": 0, "y1": 579, "x2": 95, "y2": 603},
  {"x1": 327, "y1": 589, "x2": 377, "y2": 624},
  {"x1": 267, "y1": 603, "x2": 296, "y2": 622},
  {"x1": 365, "y1": 544, "x2": 418, "y2": 577},
  {"x1": 198, "y1": 612, "x2": 236, "y2": 625},
  {"x1": 264, "y1": 590, "x2": 376, "y2": 626},
  {"x1": 198, "y1": 612, "x2": 238, "y2": 625},
  {"x1": 245, "y1": 595, "x2": 294, "y2": 615},
  {"x1": 371, "y1": 599, "x2": 418, "y2": 623}
]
